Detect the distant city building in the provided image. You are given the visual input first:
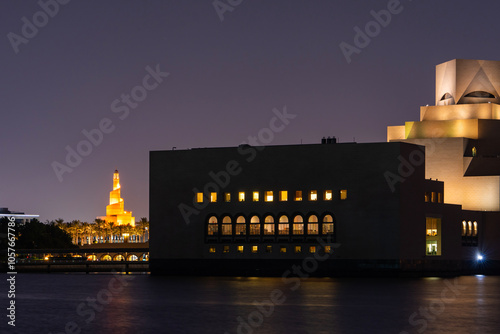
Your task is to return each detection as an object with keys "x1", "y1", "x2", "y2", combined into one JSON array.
[
  {"x1": 149, "y1": 59, "x2": 500, "y2": 276},
  {"x1": 97, "y1": 170, "x2": 135, "y2": 227},
  {"x1": 0, "y1": 207, "x2": 39, "y2": 225}
]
